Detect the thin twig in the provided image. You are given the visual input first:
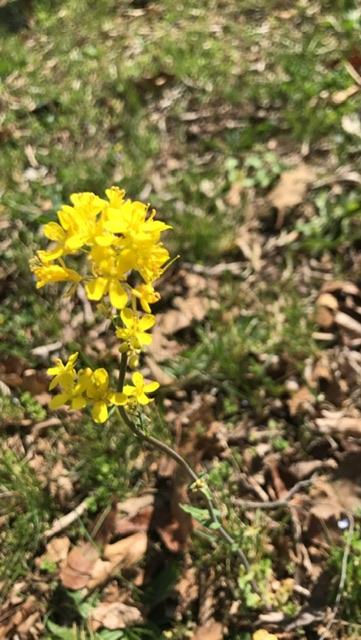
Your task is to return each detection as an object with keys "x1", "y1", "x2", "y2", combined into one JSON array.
[
  {"x1": 234, "y1": 479, "x2": 313, "y2": 510},
  {"x1": 44, "y1": 496, "x2": 92, "y2": 540},
  {"x1": 117, "y1": 354, "x2": 260, "y2": 596}
]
